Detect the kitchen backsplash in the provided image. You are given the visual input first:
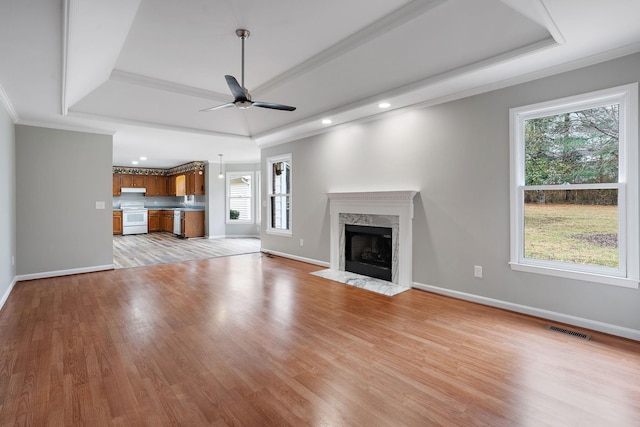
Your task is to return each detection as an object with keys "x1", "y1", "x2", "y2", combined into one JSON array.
[{"x1": 113, "y1": 193, "x2": 206, "y2": 208}]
